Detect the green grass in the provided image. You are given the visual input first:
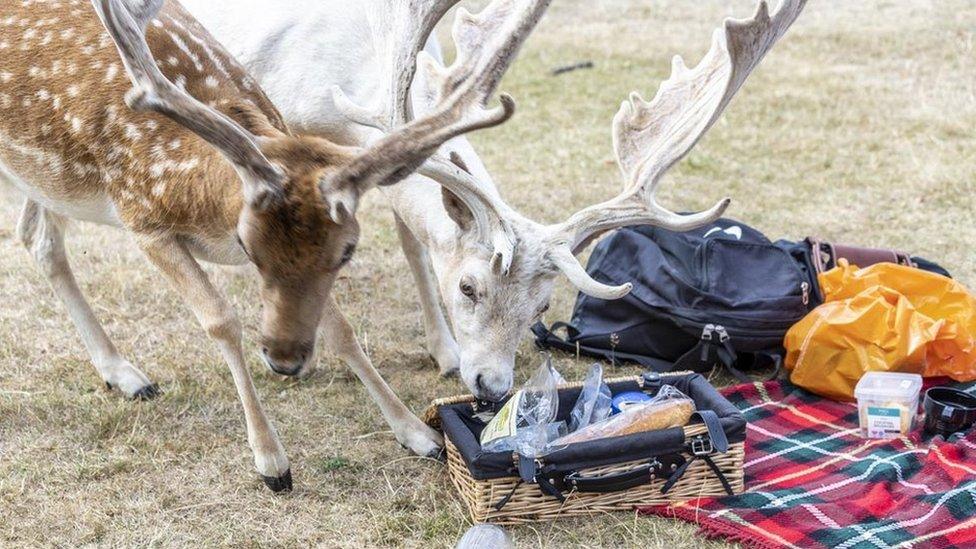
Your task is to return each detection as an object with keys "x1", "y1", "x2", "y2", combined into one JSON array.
[{"x1": 1, "y1": 0, "x2": 975, "y2": 546}]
